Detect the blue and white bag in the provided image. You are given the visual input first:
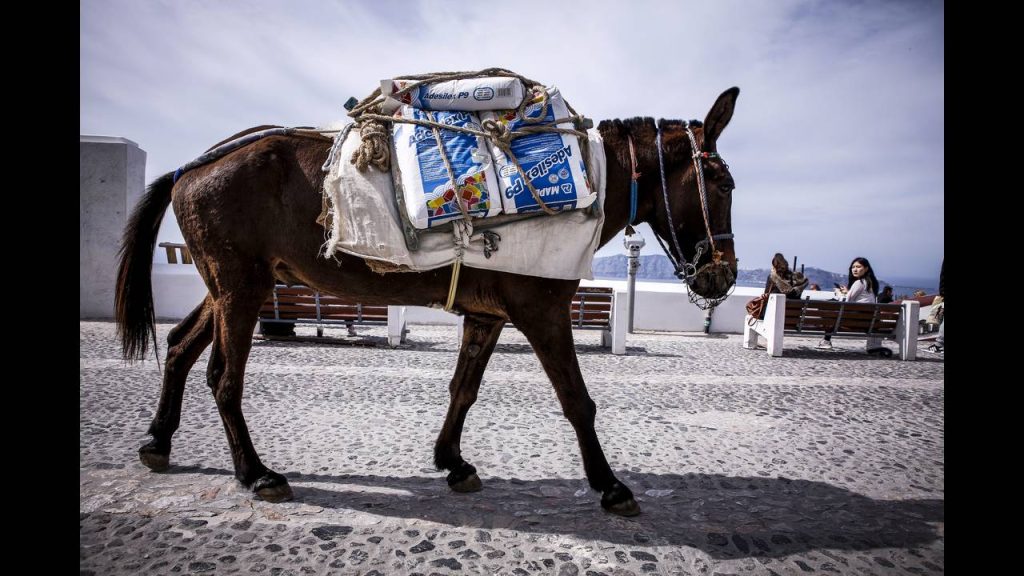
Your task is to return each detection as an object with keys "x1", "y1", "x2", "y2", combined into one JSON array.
[
  {"x1": 381, "y1": 77, "x2": 525, "y2": 113},
  {"x1": 480, "y1": 87, "x2": 596, "y2": 215},
  {"x1": 391, "y1": 107, "x2": 501, "y2": 229}
]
